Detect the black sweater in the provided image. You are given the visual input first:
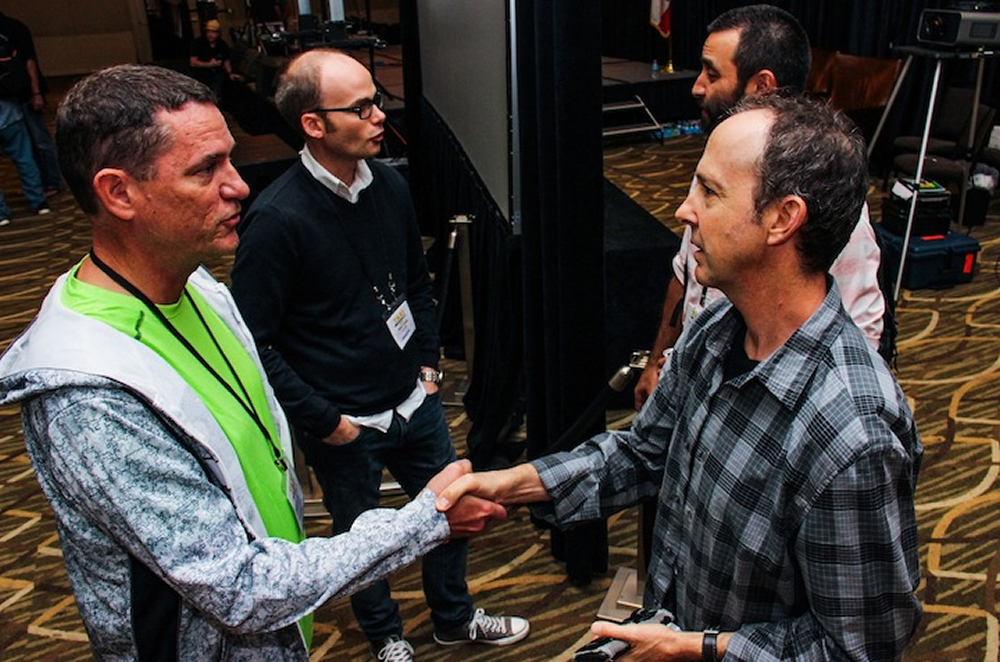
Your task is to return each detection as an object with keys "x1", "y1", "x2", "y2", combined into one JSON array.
[{"x1": 231, "y1": 160, "x2": 439, "y2": 438}]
